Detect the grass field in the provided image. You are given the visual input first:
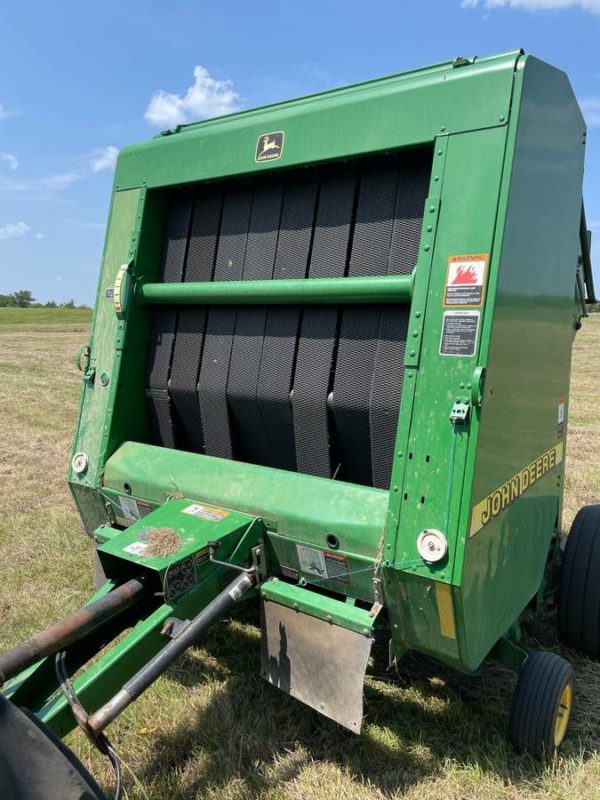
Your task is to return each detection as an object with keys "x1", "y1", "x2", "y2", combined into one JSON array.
[
  {"x1": 1, "y1": 311, "x2": 599, "y2": 800},
  {"x1": 0, "y1": 306, "x2": 92, "y2": 326}
]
